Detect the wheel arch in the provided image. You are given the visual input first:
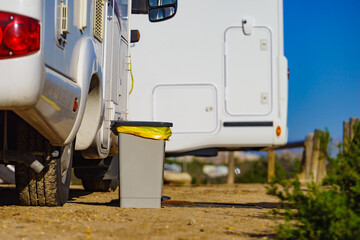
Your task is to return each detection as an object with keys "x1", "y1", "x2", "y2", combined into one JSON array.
[
  {"x1": 75, "y1": 73, "x2": 104, "y2": 151},
  {"x1": 64, "y1": 37, "x2": 104, "y2": 149}
]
